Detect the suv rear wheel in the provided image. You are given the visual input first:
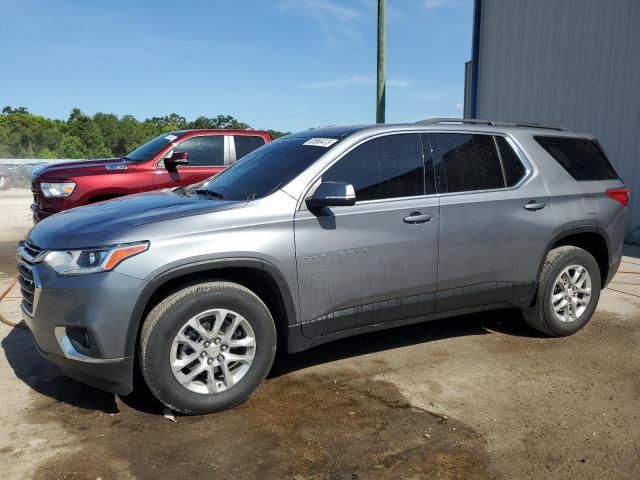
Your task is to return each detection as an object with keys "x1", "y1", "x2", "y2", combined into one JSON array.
[
  {"x1": 139, "y1": 281, "x2": 277, "y2": 414},
  {"x1": 523, "y1": 246, "x2": 601, "y2": 336}
]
